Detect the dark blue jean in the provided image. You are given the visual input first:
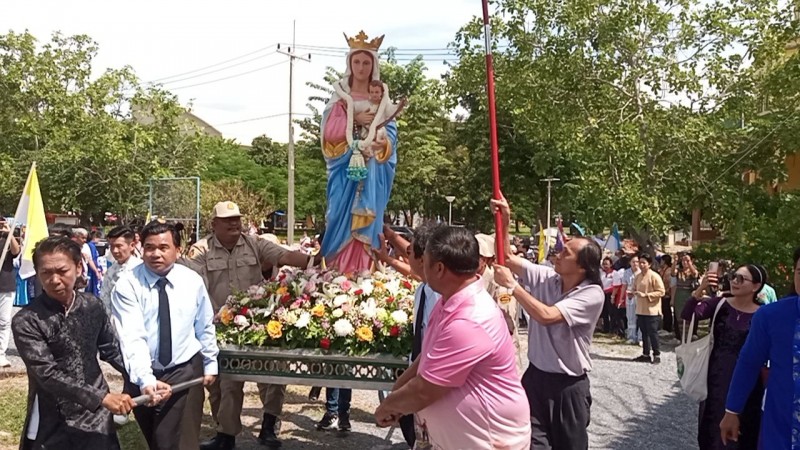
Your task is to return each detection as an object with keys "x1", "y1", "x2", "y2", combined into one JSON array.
[{"x1": 325, "y1": 388, "x2": 352, "y2": 415}]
